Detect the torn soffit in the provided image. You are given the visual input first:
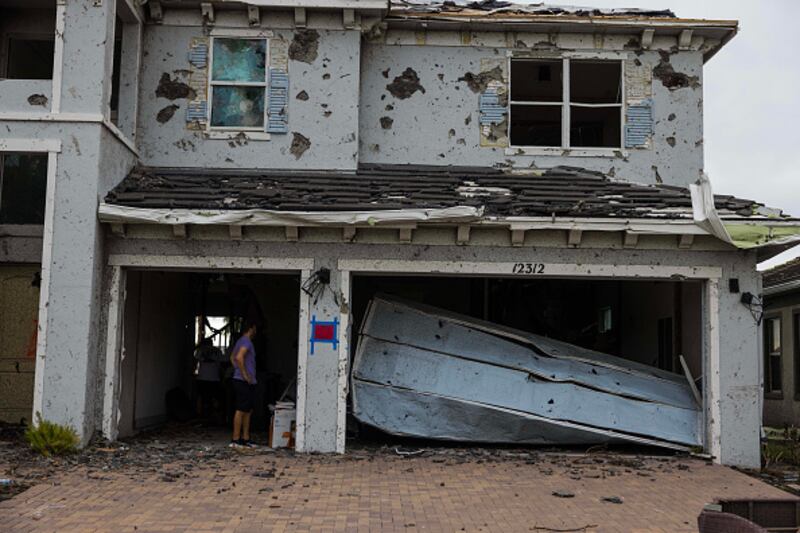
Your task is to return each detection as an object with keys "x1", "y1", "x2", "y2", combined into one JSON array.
[
  {"x1": 390, "y1": 1, "x2": 676, "y2": 18},
  {"x1": 104, "y1": 164, "x2": 759, "y2": 219},
  {"x1": 149, "y1": 0, "x2": 389, "y2": 12}
]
